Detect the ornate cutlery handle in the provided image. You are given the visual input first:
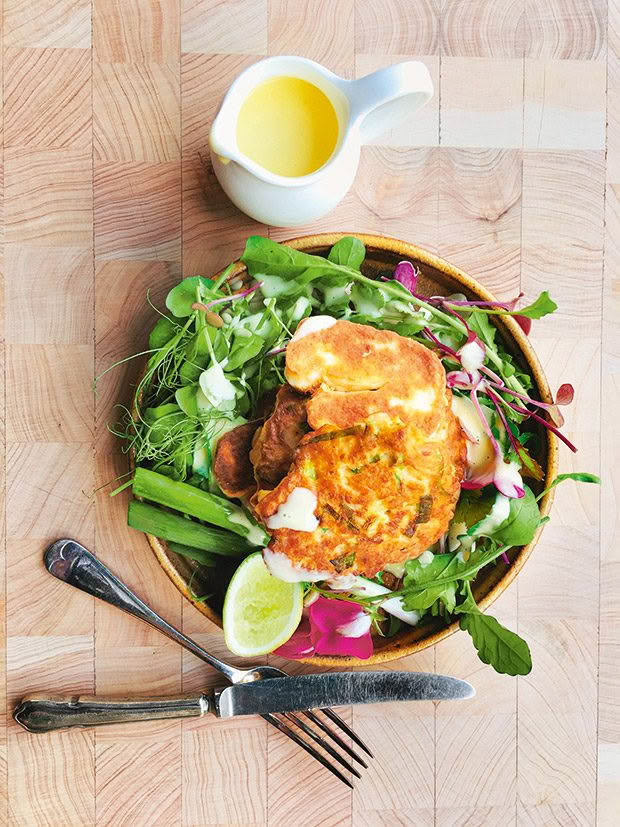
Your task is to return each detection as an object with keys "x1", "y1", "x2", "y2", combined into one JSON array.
[
  {"x1": 44, "y1": 539, "x2": 242, "y2": 683},
  {"x1": 14, "y1": 693, "x2": 212, "y2": 733}
]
